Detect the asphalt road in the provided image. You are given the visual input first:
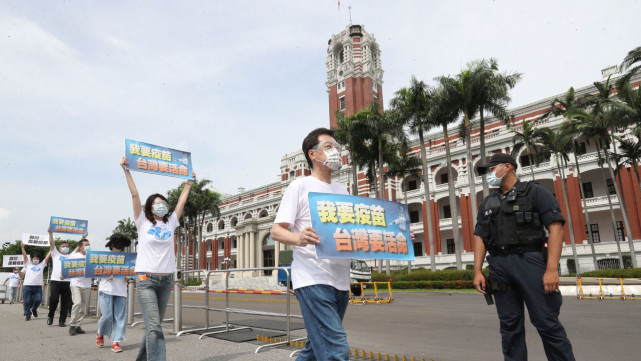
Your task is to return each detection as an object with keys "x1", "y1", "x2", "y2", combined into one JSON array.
[{"x1": 175, "y1": 290, "x2": 641, "y2": 361}]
